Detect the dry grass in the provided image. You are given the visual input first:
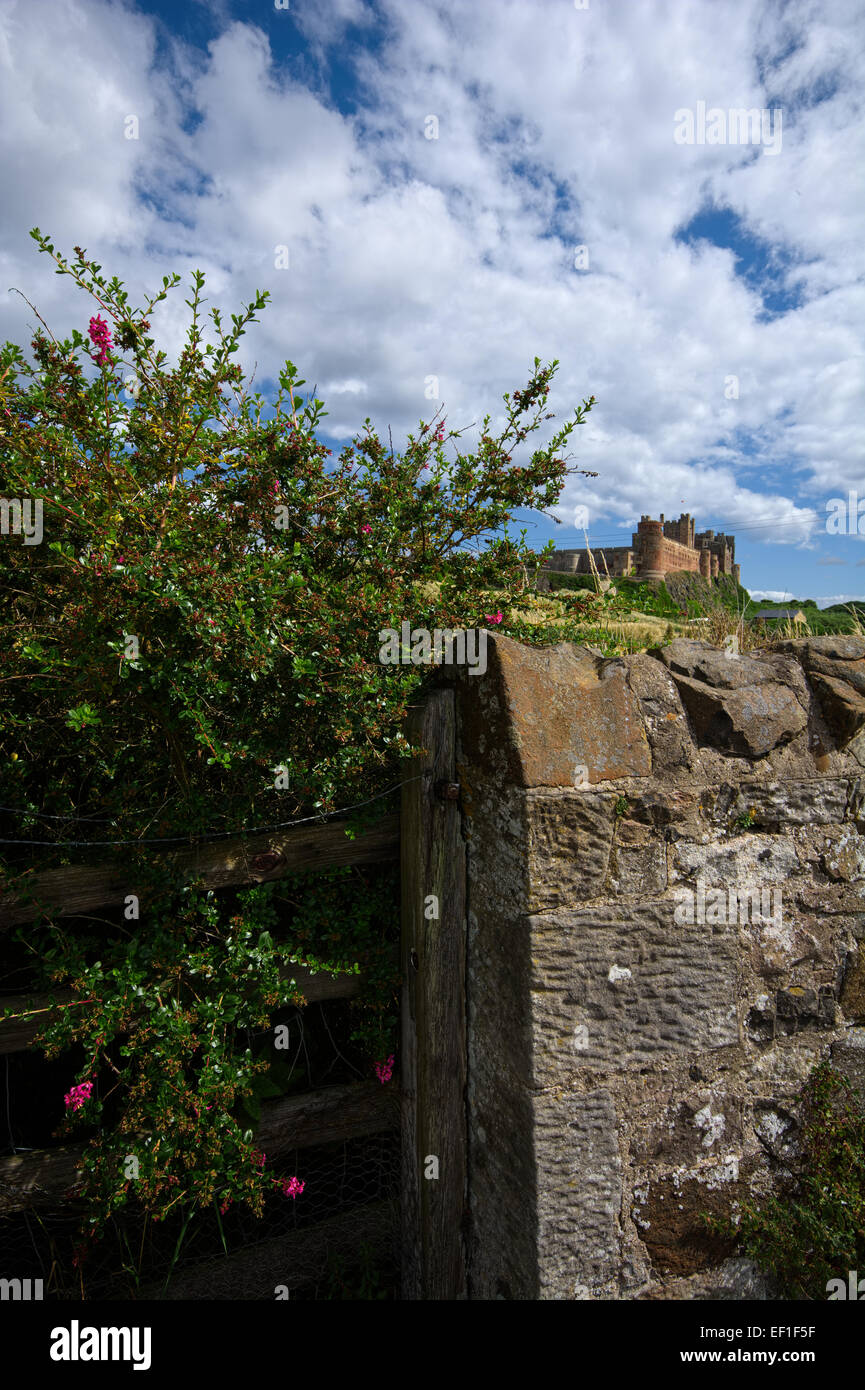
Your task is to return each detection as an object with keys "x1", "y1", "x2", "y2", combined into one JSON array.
[{"x1": 411, "y1": 580, "x2": 865, "y2": 656}]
